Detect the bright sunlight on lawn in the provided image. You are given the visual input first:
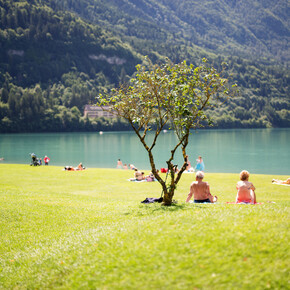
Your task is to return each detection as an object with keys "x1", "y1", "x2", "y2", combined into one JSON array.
[{"x1": 0, "y1": 164, "x2": 289, "y2": 289}]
